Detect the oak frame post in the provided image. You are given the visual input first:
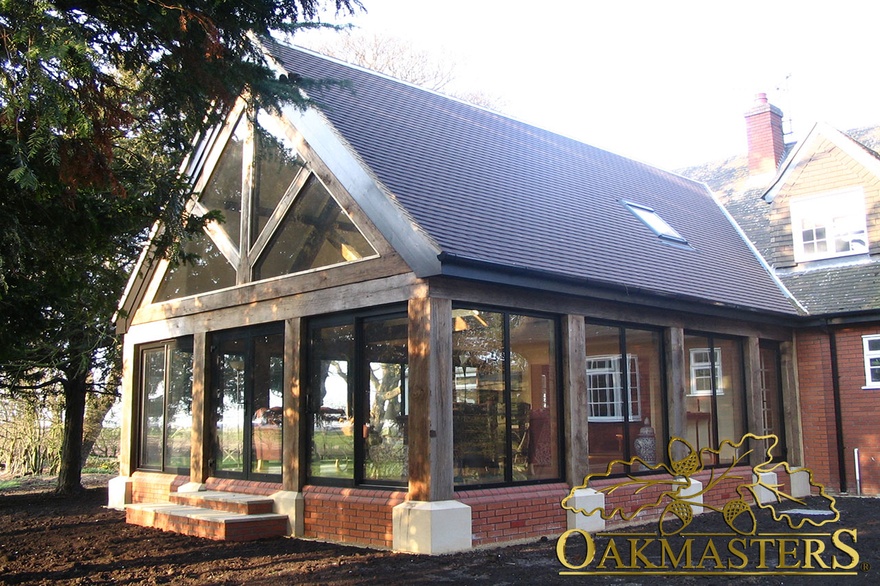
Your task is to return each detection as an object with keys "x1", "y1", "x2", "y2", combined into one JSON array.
[{"x1": 407, "y1": 295, "x2": 454, "y2": 502}]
